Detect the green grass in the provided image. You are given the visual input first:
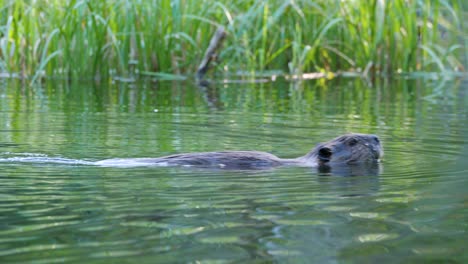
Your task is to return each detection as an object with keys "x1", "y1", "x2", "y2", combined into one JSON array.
[{"x1": 0, "y1": 0, "x2": 465, "y2": 82}]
